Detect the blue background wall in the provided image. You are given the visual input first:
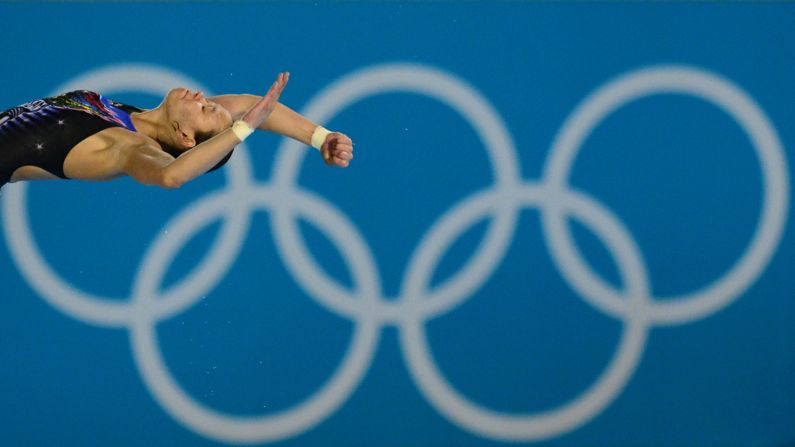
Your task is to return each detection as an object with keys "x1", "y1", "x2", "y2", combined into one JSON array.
[{"x1": 0, "y1": 2, "x2": 793, "y2": 446}]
